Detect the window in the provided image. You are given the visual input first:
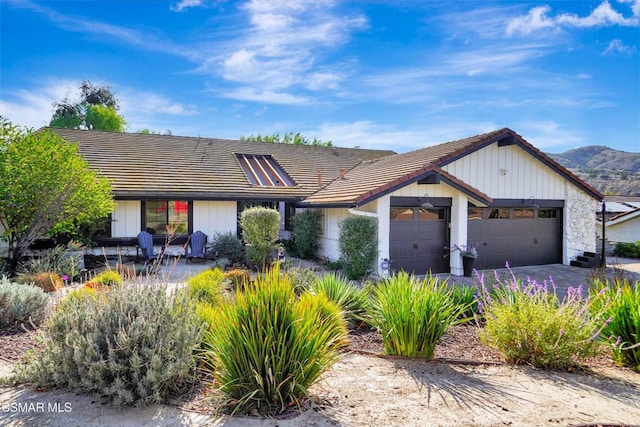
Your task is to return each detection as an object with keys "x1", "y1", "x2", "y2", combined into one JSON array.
[
  {"x1": 538, "y1": 209, "x2": 557, "y2": 219},
  {"x1": 390, "y1": 208, "x2": 414, "y2": 220},
  {"x1": 488, "y1": 208, "x2": 509, "y2": 219},
  {"x1": 236, "y1": 154, "x2": 295, "y2": 187},
  {"x1": 418, "y1": 208, "x2": 445, "y2": 220},
  {"x1": 237, "y1": 201, "x2": 295, "y2": 236},
  {"x1": 513, "y1": 208, "x2": 534, "y2": 219},
  {"x1": 468, "y1": 208, "x2": 483, "y2": 220},
  {"x1": 143, "y1": 200, "x2": 190, "y2": 235}
]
